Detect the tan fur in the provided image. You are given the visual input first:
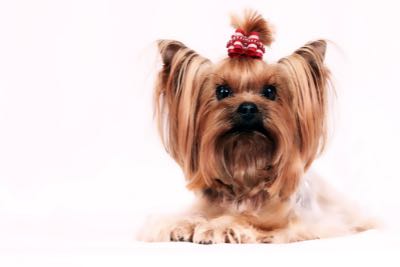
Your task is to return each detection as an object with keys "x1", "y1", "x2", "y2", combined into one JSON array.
[
  {"x1": 231, "y1": 9, "x2": 274, "y2": 46},
  {"x1": 144, "y1": 10, "x2": 376, "y2": 244}
]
